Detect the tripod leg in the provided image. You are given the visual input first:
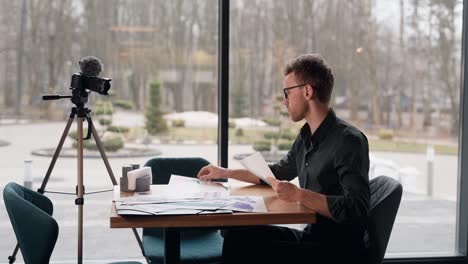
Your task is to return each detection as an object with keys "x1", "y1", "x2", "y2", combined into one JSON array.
[
  {"x1": 38, "y1": 115, "x2": 75, "y2": 193},
  {"x1": 77, "y1": 117, "x2": 85, "y2": 264},
  {"x1": 8, "y1": 245, "x2": 19, "y2": 264},
  {"x1": 87, "y1": 117, "x2": 117, "y2": 185}
]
